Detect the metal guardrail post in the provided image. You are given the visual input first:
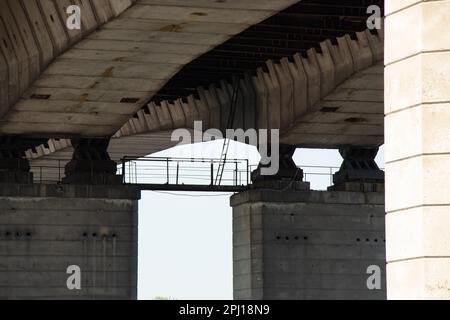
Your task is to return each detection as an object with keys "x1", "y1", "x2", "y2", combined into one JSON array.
[
  {"x1": 166, "y1": 158, "x2": 169, "y2": 184},
  {"x1": 176, "y1": 161, "x2": 179, "y2": 185},
  {"x1": 122, "y1": 158, "x2": 126, "y2": 184},
  {"x1": 247, "y1": 161, "x2": 250, "y2": 186},
  {"x1": 210, "y1": 161, "x2": 214, "y2": 186}
]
